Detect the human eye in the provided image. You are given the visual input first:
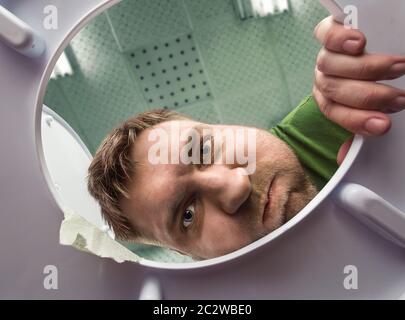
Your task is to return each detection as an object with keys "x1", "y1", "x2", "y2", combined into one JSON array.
[
  {"x1": 199, "y1": 134, "x2": 213, "y2": 165},
  {"x1": 182, "y1": 204, "x2": 195, "y2": 229}
]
